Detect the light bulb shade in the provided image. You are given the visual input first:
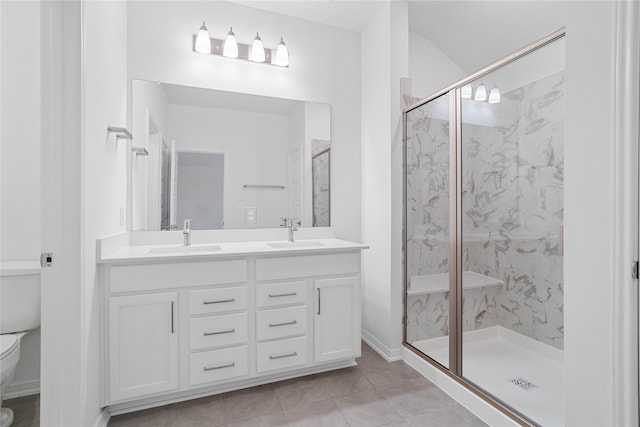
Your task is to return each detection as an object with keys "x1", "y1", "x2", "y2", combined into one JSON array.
[
  {"x1": 274, "y1": 37, "x2": 289, "y2": 67},
  {"x1": 250, "y1": 32, "x2": 265, "y2": 63},
  {"x1": 223, "y1": 27, "x2": 238, "y2": 58},
  {"x1": 461, "y1": 84, "x2": 472, "y2": 99},
  {"x1": 488, "y1": 87, "x2": 501, "y2": 104},
  {"x1": 194, "y1": 22, "x2": 211, "y2": 54},
  {"x1": 474, "y1": 84, "x2": 487, "y2": 102}
]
